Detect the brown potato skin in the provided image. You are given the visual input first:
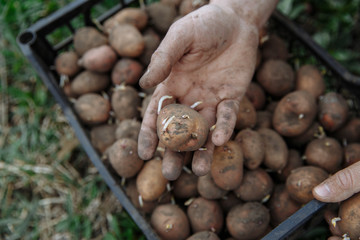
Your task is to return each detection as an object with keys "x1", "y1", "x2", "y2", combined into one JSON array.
[
  {"x1": 286, "y1": 121, "x2": 322, "y2": 148},
  {"x1": 226, "y1": 202, "x2": 270, "y2": 240},
  {"x1": 256, "y1": 59, "x2": 295, "y2": 97},
  {"x1": 78, "y1": 45, "x2": 117, "y2": 72},
  {"x1": 258, "y1": 128, "x2": 288, "y2": 171},
  {"x1": 343, "y1": 143, "x2": 360, "y2": 167},
  {"x1": 111, "y1": 58, "x2": 143, "y2": 85},
  {"x1": 235, "y1": 96, "x2": 257, "y2": 130},
  {"x1": 276, "y1": 149, "x2": 303, "y2": 182},
  {"x1": 173, "y1": 171, "x2": 199, "y2": 199},
  {"x1": 255, "y1": 110, "x2": 273, "y2": 129},
  {"x1": 219, "y1": 192, "x2": 242, "y2": 214},
  {"x1": 109, "y1": 24, "x2": 145, "y2": 57},
  {"x1": 73, "y1": 27, "x2": 108, "y2": 56},
  {"x1": 197, "y1": 173, "x2": 228, "y2": 200},
  {"x1": 261, "y1": 34, "x2": 289, "y2": 61},
  {"x1": 296, "y1": 65, "x2": 325, "y2": 99},
  {"x1": 125, "y1": 179, "x2": 156, "y2": 214},
  {"x1": 139, "y1": 28, "x2": 161, "y2": 66},
  {"x1": 104, "y1": 8, "x2": 148, "y2": 33},
  {"x1": 318, "y1": 92, "x2": 349, "y2": 132},
  {"x1": 286, "y1": 166, "x2": 329, "y2": 204},
  {"x1": 90, "y1": 124, "x2": 117, "y2": 153},
  {"x1": 333, "y1": 117, "x2": 360, "y2": 143},
  {"x1": 338, "y1": 192, "x2": 360, "y2": 239},
  {"x1": 111, "y1": 86, "x2": 141, "y2": 121},
  {"x1": 136, "y1": 158, "x2": 168, "y2": 201},
  {"x1": 234, "y1": 128, "x2": 265, "y2": 170},
  {"x1": 55, "y1": 51, "x2": 80, "y2": 77},
  {"x1": 269, "y1": 184, "x2": 301, "y2": 227},
  {"x1": 186, "y1": 231, "x2": 220, "y2": 240},
  {"x1": 157, "y1": 104, "x2": 209, "y2": 152},
  {"x1": 304, "y1": 137, "x2": 343, "y2": 173},
  {"x1": 151, "y1": 203, "x2": 190, "y2": 240},
  {"x1": 115, "y1": 119, "x2": 141, "y2": 141},
  {"x1": 74, "y1": 93, "x2": 110, "y2": 125},
  {"x1": 233, "y1": 168, "x2": 273, "y2": 202},
  {"x1": 71, "y1": 70, "x2": 110, "y2": 96},
  {"x1": 187, "y1": 197, "x2": 224, "y2": 234},
  {"x1": 273, "y1": 90, "x2": 317, "y2": 137},
  {"x1": 211, "y1": 141, "x2": 243, "y2": 191},
  {"x1": 108, "y1": 138, "x2": 144, "y2": 178},
  {"x1": 147, "y1": 2, "x2": 177, "y2": 33},
  {"x1": 245, "y1": 82, "x2": 266, "y2": 110}
]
